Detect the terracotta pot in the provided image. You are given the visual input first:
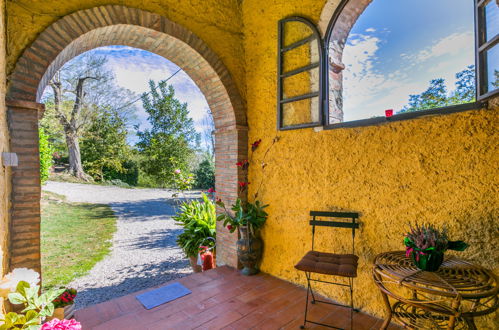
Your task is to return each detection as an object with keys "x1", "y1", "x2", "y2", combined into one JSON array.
[
  {"x1": 237, "y1": 227, "x2": 262, "y2": 276},
  {"x1": 189, "y1": 255, "x2": 202, "y2": 273},
  {"x1": 47, "y1": 304, "x2": 74, "y2": 321},
  {"x1": 51, "y1": 307, "x2": 64, "y2": 320}
]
